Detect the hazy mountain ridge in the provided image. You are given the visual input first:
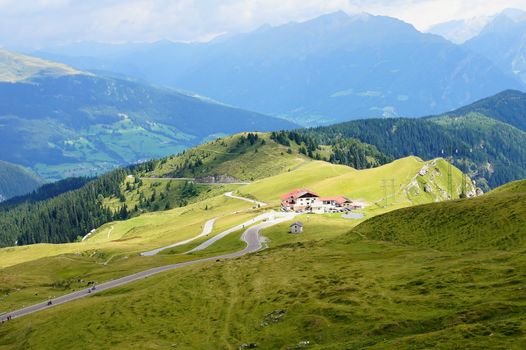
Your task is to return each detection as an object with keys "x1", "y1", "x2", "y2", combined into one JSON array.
[
  {"x1": 30, "y1": 11, "x2": 523, "y2": 125},
  {"x1": 0, "y1": 49, "x2": 85, "y2": 83},
  {"x1": 427, "y1": 17, "x2": 490, "y2": 44},
  {"x1": 463, "y1": 8, "x2": 526, "y2": 85}
]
